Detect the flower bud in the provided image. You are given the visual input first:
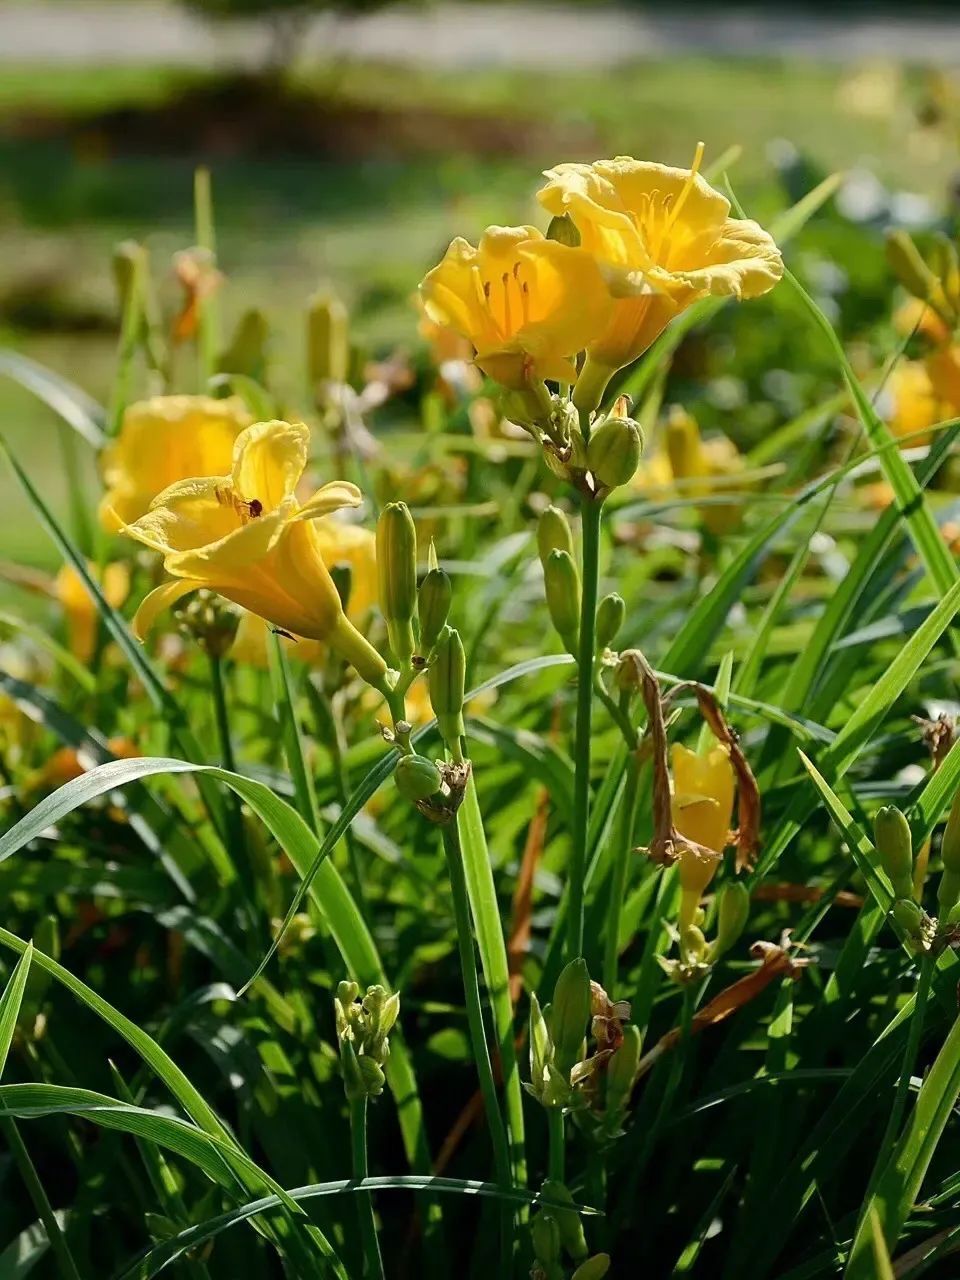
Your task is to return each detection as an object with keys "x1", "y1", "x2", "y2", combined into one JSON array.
[
  {"x1": 429, "y1": 625, "x2": 466, "y2": 744},
  {"x1": 550, "y1": 958, "x2": 591, "y2": 1077},
  {"x1": 377, "y1": 502, "x2": 418, "y2": 666},
  {"x1": 417, "y1": 568, "x2": 451, "y2": 653},
  {"x1": 112, "y1": 239, "x2": 147, "y2": 312},
  {"x1": 531, "y1": 1212, "x2": 562, "y2": 1269},
  {"x1": 604, "y1": 1023, "x2": 641, "y2": 1119},
  {"x1": 886, "y1": 229, "x2": 941, "y2": 308},
  {"x1": 941, "y1": 790, "x2": 960, "y2": 876},
  {"x1": 339, "y1": 1038, "x2": 367, "y2": 1101},
  {"x1": 395, "y1": 753, "x2": 442, "y2": 802},
  {"x1": 892, "y1": 897, "x2": 924, "y2": 940},
  {"x1": 541, "y1": 1180, "x2": 588, "y2": 1262},
  {"x1": 595, "y1": 593, "x2": 625, "y2": 650},
  {"x1": 544, "y1": 549, "x2": 581, "y2": 653},
  {"x1": 873, "y1": 806, "x2": 915, "y2": 900},
  {"x1": 537, "y1": 505, "x2": 574, "y2": 568},
  {"x1": 681, "y1": 923, "x2": 708, "y2": 964},
  {"x1": 571, "y1": 1256, "x2": 611, "y2": 1280},
  {"x1": 307, "y1": 289, "x2": 350, "y2": 386},
  {"x1": 938, "y1": 869, "x2": 960, "y2": 918},
  {"x1": 586, "y1": 415, "x2": 642, "y2": 490},
  {"x1": 712, "y1": 881, "x2": 750, "y2": 960}
]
